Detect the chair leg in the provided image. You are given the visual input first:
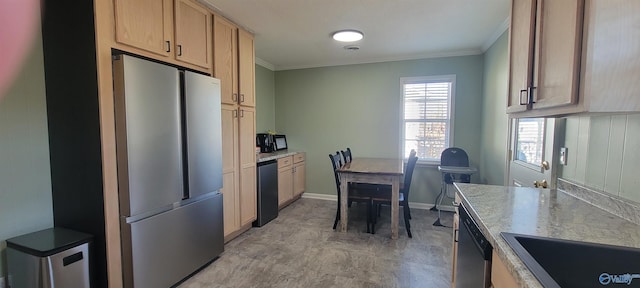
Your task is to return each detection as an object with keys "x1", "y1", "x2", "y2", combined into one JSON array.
[
  {"x1": 333, "y1": 199, "x2": 341, "y2": 230},
  {"x1": 366, "y1": 201, "x2": 371, "y2": 233},
  {"x1": 370, "y1": 201, "x2": 376, "y2": 234},
  {"x1": 403, "y1": 203, "x2": 412, "y2": 238},
  {"x1": 407, "y1": 202, "x2": 412, "y2": 219}
]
